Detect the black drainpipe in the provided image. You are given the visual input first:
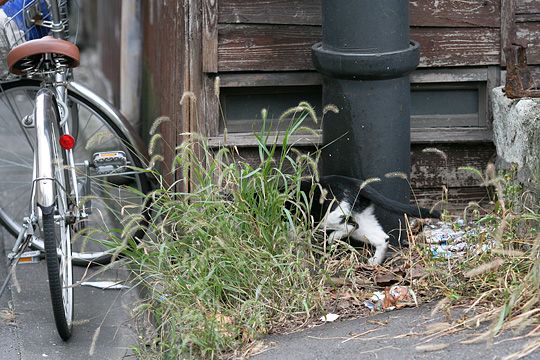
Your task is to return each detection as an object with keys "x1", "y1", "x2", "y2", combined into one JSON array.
[{"x1": 312, "y1": 0, "x2": 420, "y2": 243}]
